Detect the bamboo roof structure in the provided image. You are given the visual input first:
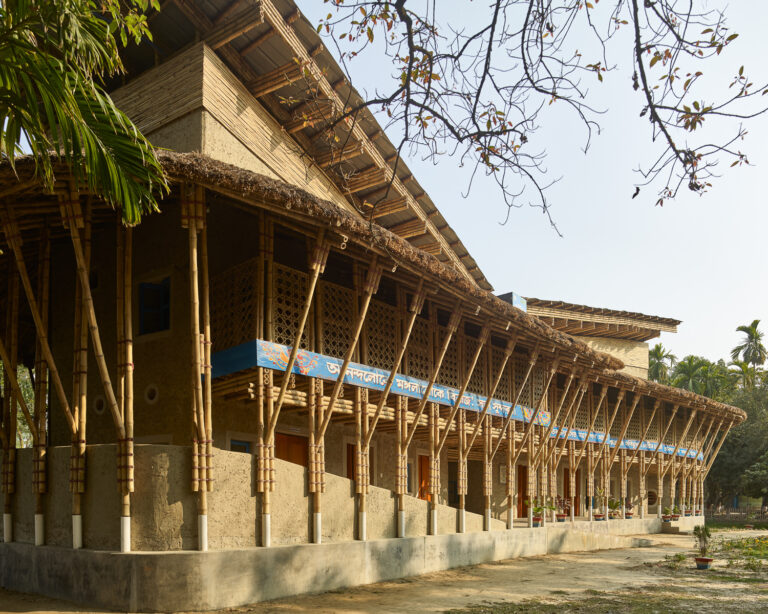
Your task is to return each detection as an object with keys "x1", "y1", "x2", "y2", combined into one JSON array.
[
  {"x1": 521, "y1": 297, "x2": 681, "y2": 342},
  {"x1": 0, "y1": 151, "x2": 747, "y2": 425},
  {"x1": 106, "y1": 0, "x2": 493, "y2": 291}
]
